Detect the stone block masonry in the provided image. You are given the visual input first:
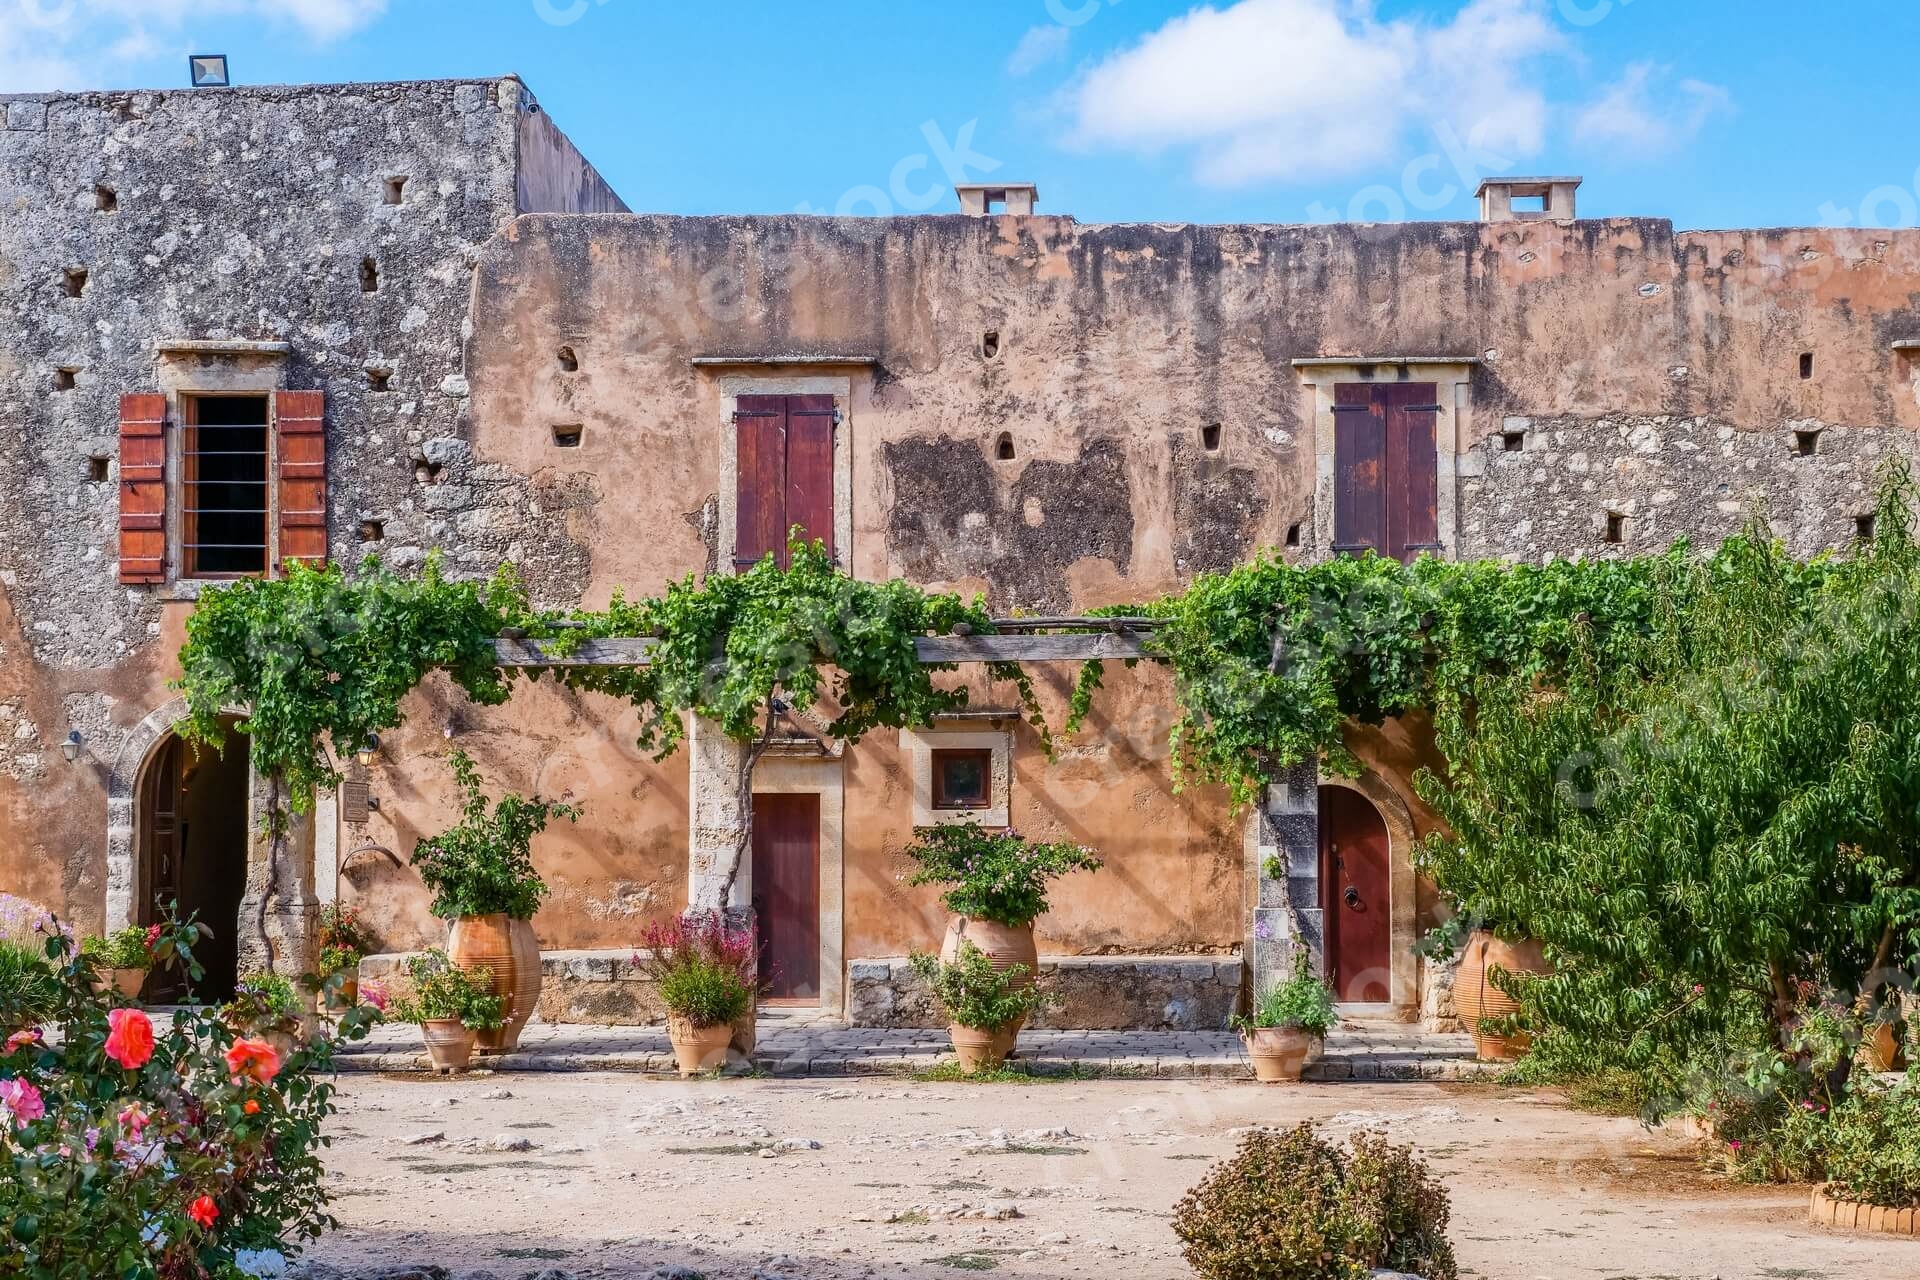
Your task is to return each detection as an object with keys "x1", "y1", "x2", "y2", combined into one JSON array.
[{"x1": 847, "y1": 954, "x2": 1244, "y2": 1031}]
